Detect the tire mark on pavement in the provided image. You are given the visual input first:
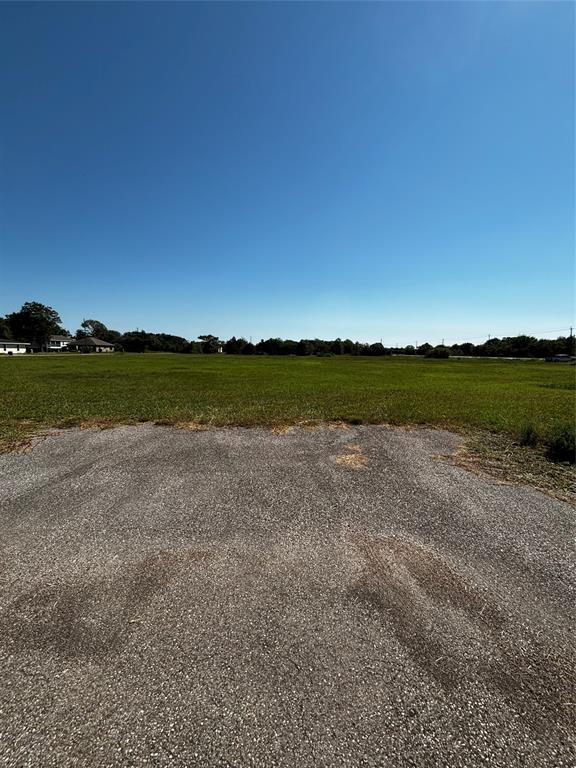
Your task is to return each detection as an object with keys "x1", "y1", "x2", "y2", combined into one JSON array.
[
  {"x1": 347, "y1": 532, "x2": 576, "y2": 731},
  {"x1": 0, "y1": 548, "x2": 214, "y2": 658}
]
